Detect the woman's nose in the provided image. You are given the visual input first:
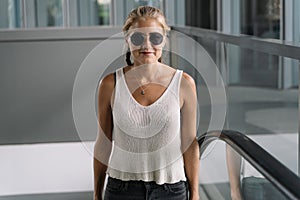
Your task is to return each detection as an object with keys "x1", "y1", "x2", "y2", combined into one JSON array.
[{"x1": 142, "y1": 36, "x2": 152, "y2": 48}]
